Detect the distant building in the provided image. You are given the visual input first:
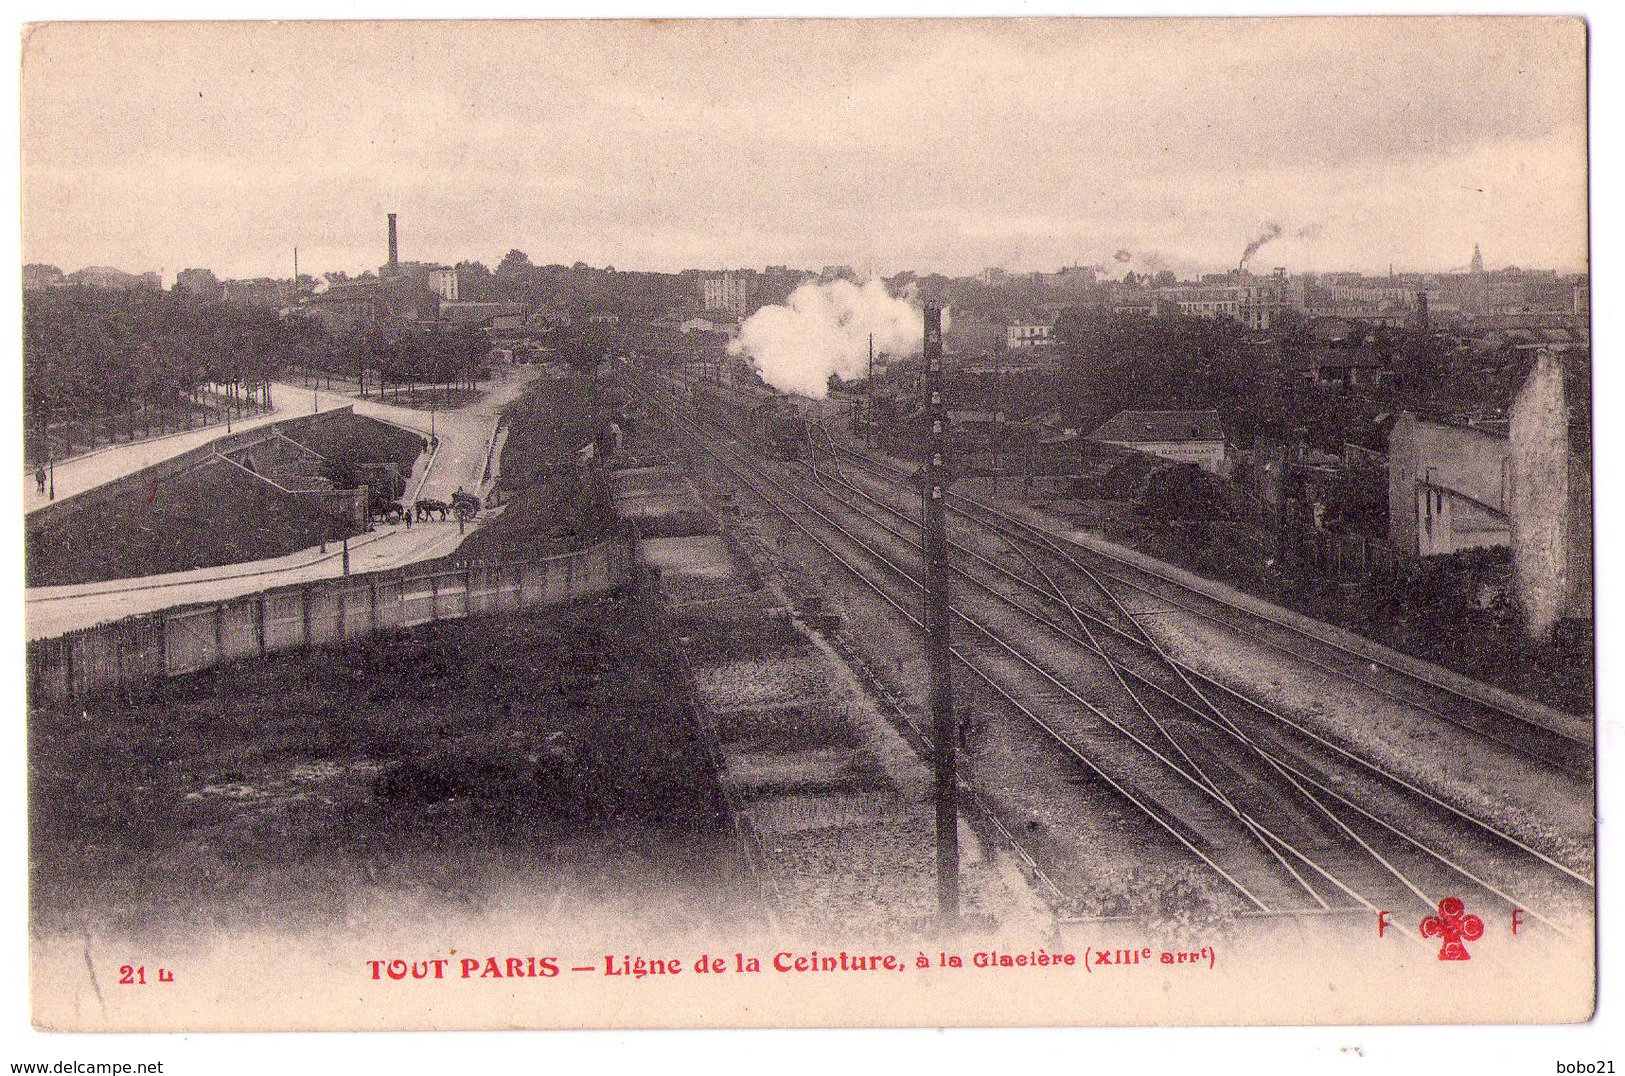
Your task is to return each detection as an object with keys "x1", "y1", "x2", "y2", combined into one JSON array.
[
  {"x1": 175, "y1": 267, "x2": 225, "y2": 301},
  {"x1": 1048, "y1": 264, "x2": 1102, "y2": 293},
  {"x1": 1387, "y1": 359, "x2": 1591, "y2": 629},
  {"x1": 945, "y1": 312, "x2": 1003, "y2": 354},
  {"x1": 372, "y1": 213, "x2": 458, "y2": 301},
  {"x1": 1089, "y1": 409, "x2": 1226, "y2": 473},
  {"x1": 1295, "y1": 347, "x2": 1393, "y2": 389},
  {"x1": 22, "y1": 264, "x2": 64, "y2": 290},
  {"x1": 440, "y1": 300, "x2": 526, "y2": 329},
  {"x1": 65, "y1": 266, "x2": 160, "y2": 291},
  {"x1": 701, "y1": 273, "x2": 751, "y2": 318},
  {"x1": 386, "y1": 261, "x2": 458, "y2": 301},
  {"x1": 1006, "y1": 321, "x2": 1053, "y2": 349},
  {"x1": 1151, "y1": 278, "x2": 1282, "y2": 330},
  {"x1": 427, "y1": 267, "x2": 459, "y2": 302},
  {"x1": 681, "y1": 313, "x2": 739, "y2": 338},
  {"x1": 1388, "y1": 415, "x2": 1512, "y2": 557}
]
